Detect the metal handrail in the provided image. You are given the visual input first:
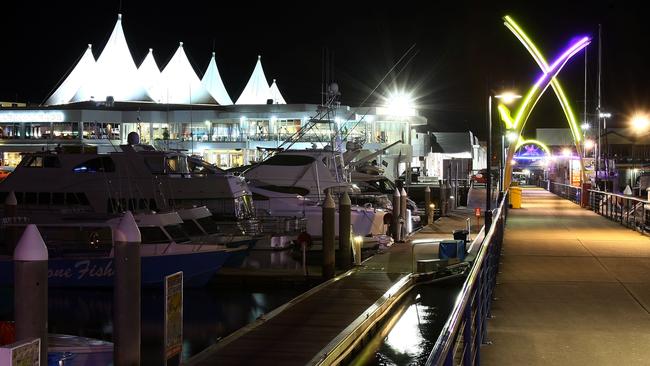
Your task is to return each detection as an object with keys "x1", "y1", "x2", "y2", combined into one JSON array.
[{"x1": 426, "y1": 190, "x2": 508, "y2": 365}]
